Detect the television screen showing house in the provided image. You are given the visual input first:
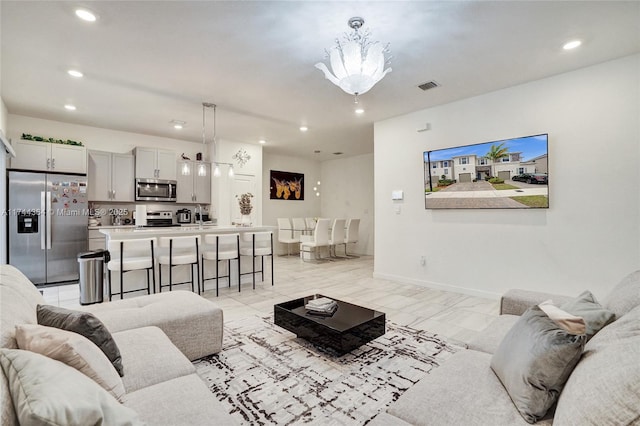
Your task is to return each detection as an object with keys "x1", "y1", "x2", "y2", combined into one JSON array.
[{"x1": 424, "y1": 134, "x2": 549, "y2": 209}]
